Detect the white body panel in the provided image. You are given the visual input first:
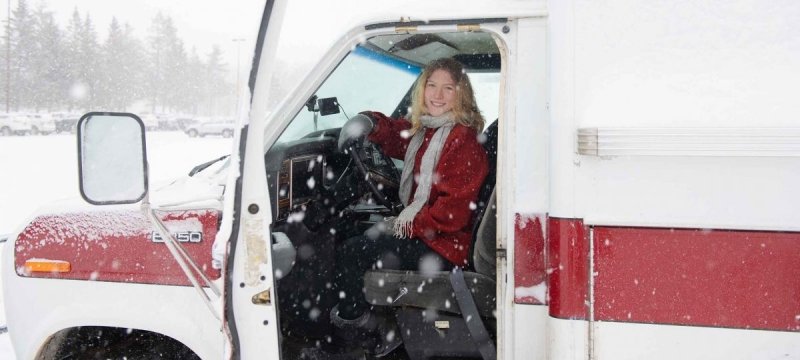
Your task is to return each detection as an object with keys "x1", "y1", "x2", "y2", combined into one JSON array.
[
  {"x1": 2, "y1": 240, "x2": 223, "y2": 359},
  {"x1": 545, "y1": 317, "x2": 589, "y2": 360},
  {"x1": 503, "y1": 15, "x2": 550, "y2": 360},
  {"x1": 512, "y1": 305, "x2": 548, "y2": 360},
  {"x1": 593, "y1": 321, "x2": 800, "y2": 360},
  {"x1": 547, "y1": 0, "x2": 800, "y2": 230},
  {"x1": 544, "y1": 1, "x2": 800, "y2": 359}
]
